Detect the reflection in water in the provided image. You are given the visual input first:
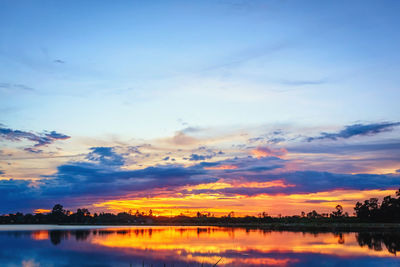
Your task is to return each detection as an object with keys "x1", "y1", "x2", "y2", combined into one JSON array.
[
  {"x1": 49, "y1": 230, "x2": 91, "y2": 245},
  {"x1": 356, "y1": 232, "x2": 400, "y2": 255},
  {"x1": 0, "y1": 226, "x2": 399, "y2": 266}
]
